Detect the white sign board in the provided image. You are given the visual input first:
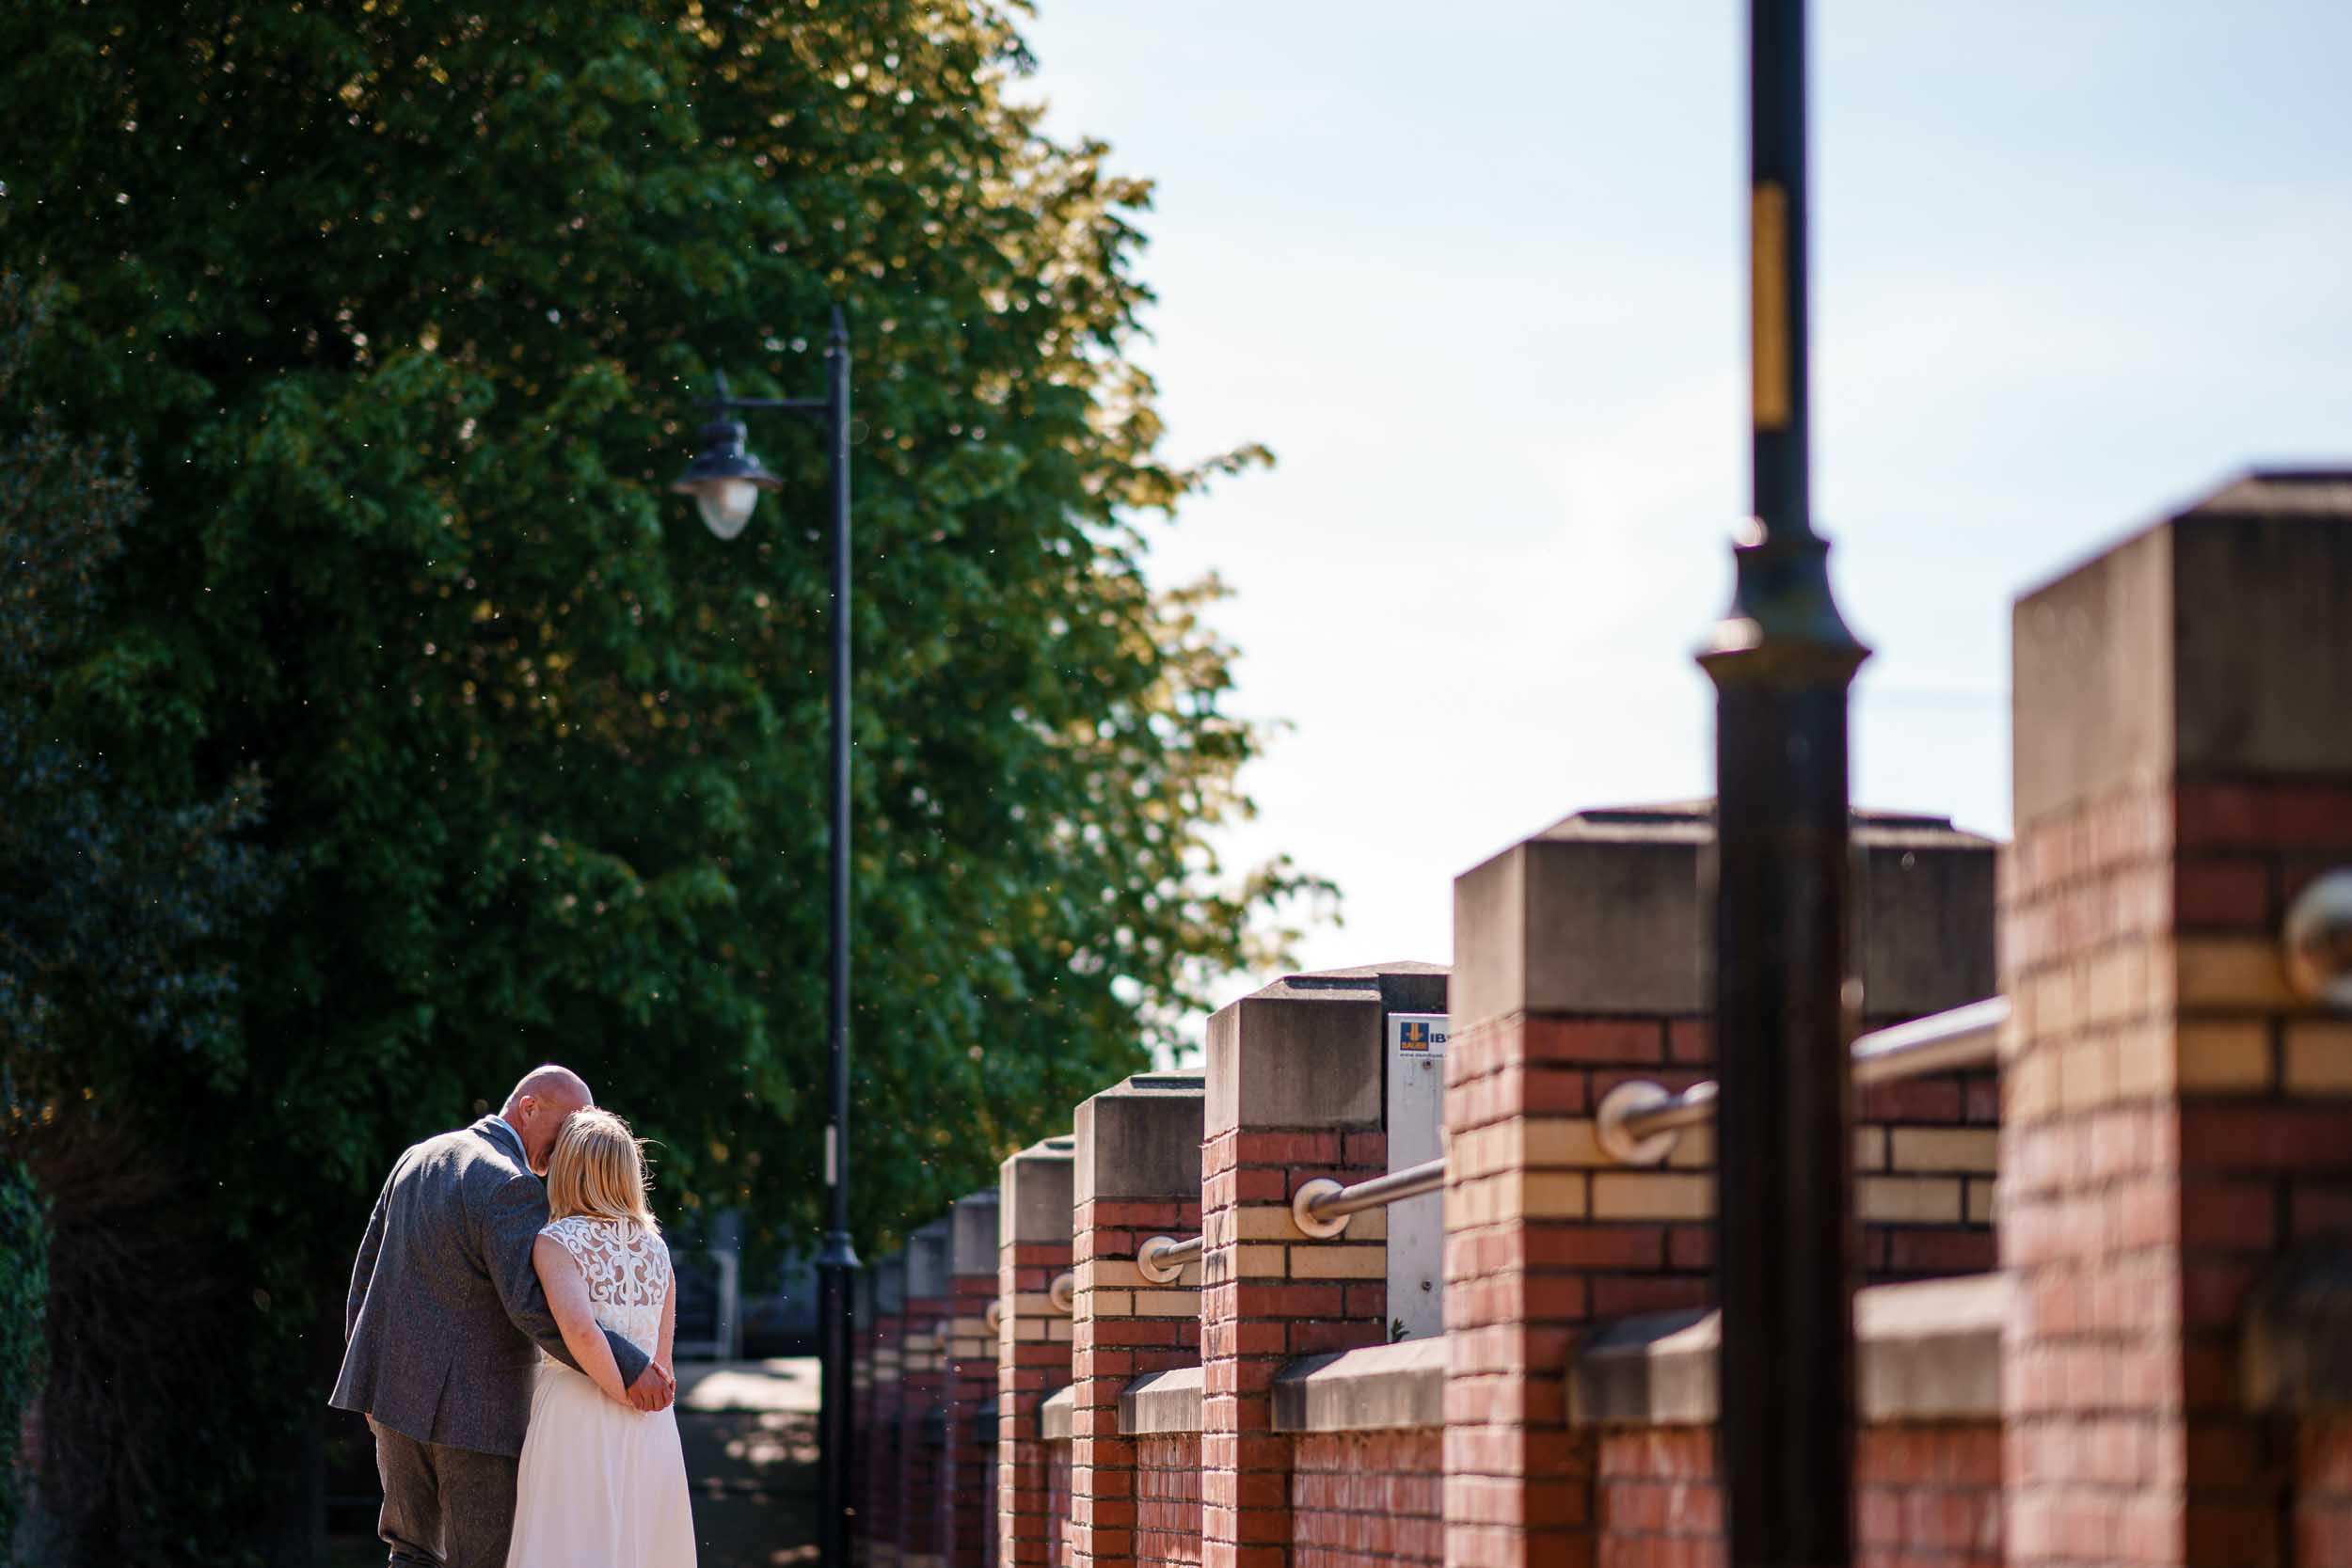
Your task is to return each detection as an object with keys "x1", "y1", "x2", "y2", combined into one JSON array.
[{"x1": 1386, "y1": 1012, "x2": 1449, "y2": 1341}]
